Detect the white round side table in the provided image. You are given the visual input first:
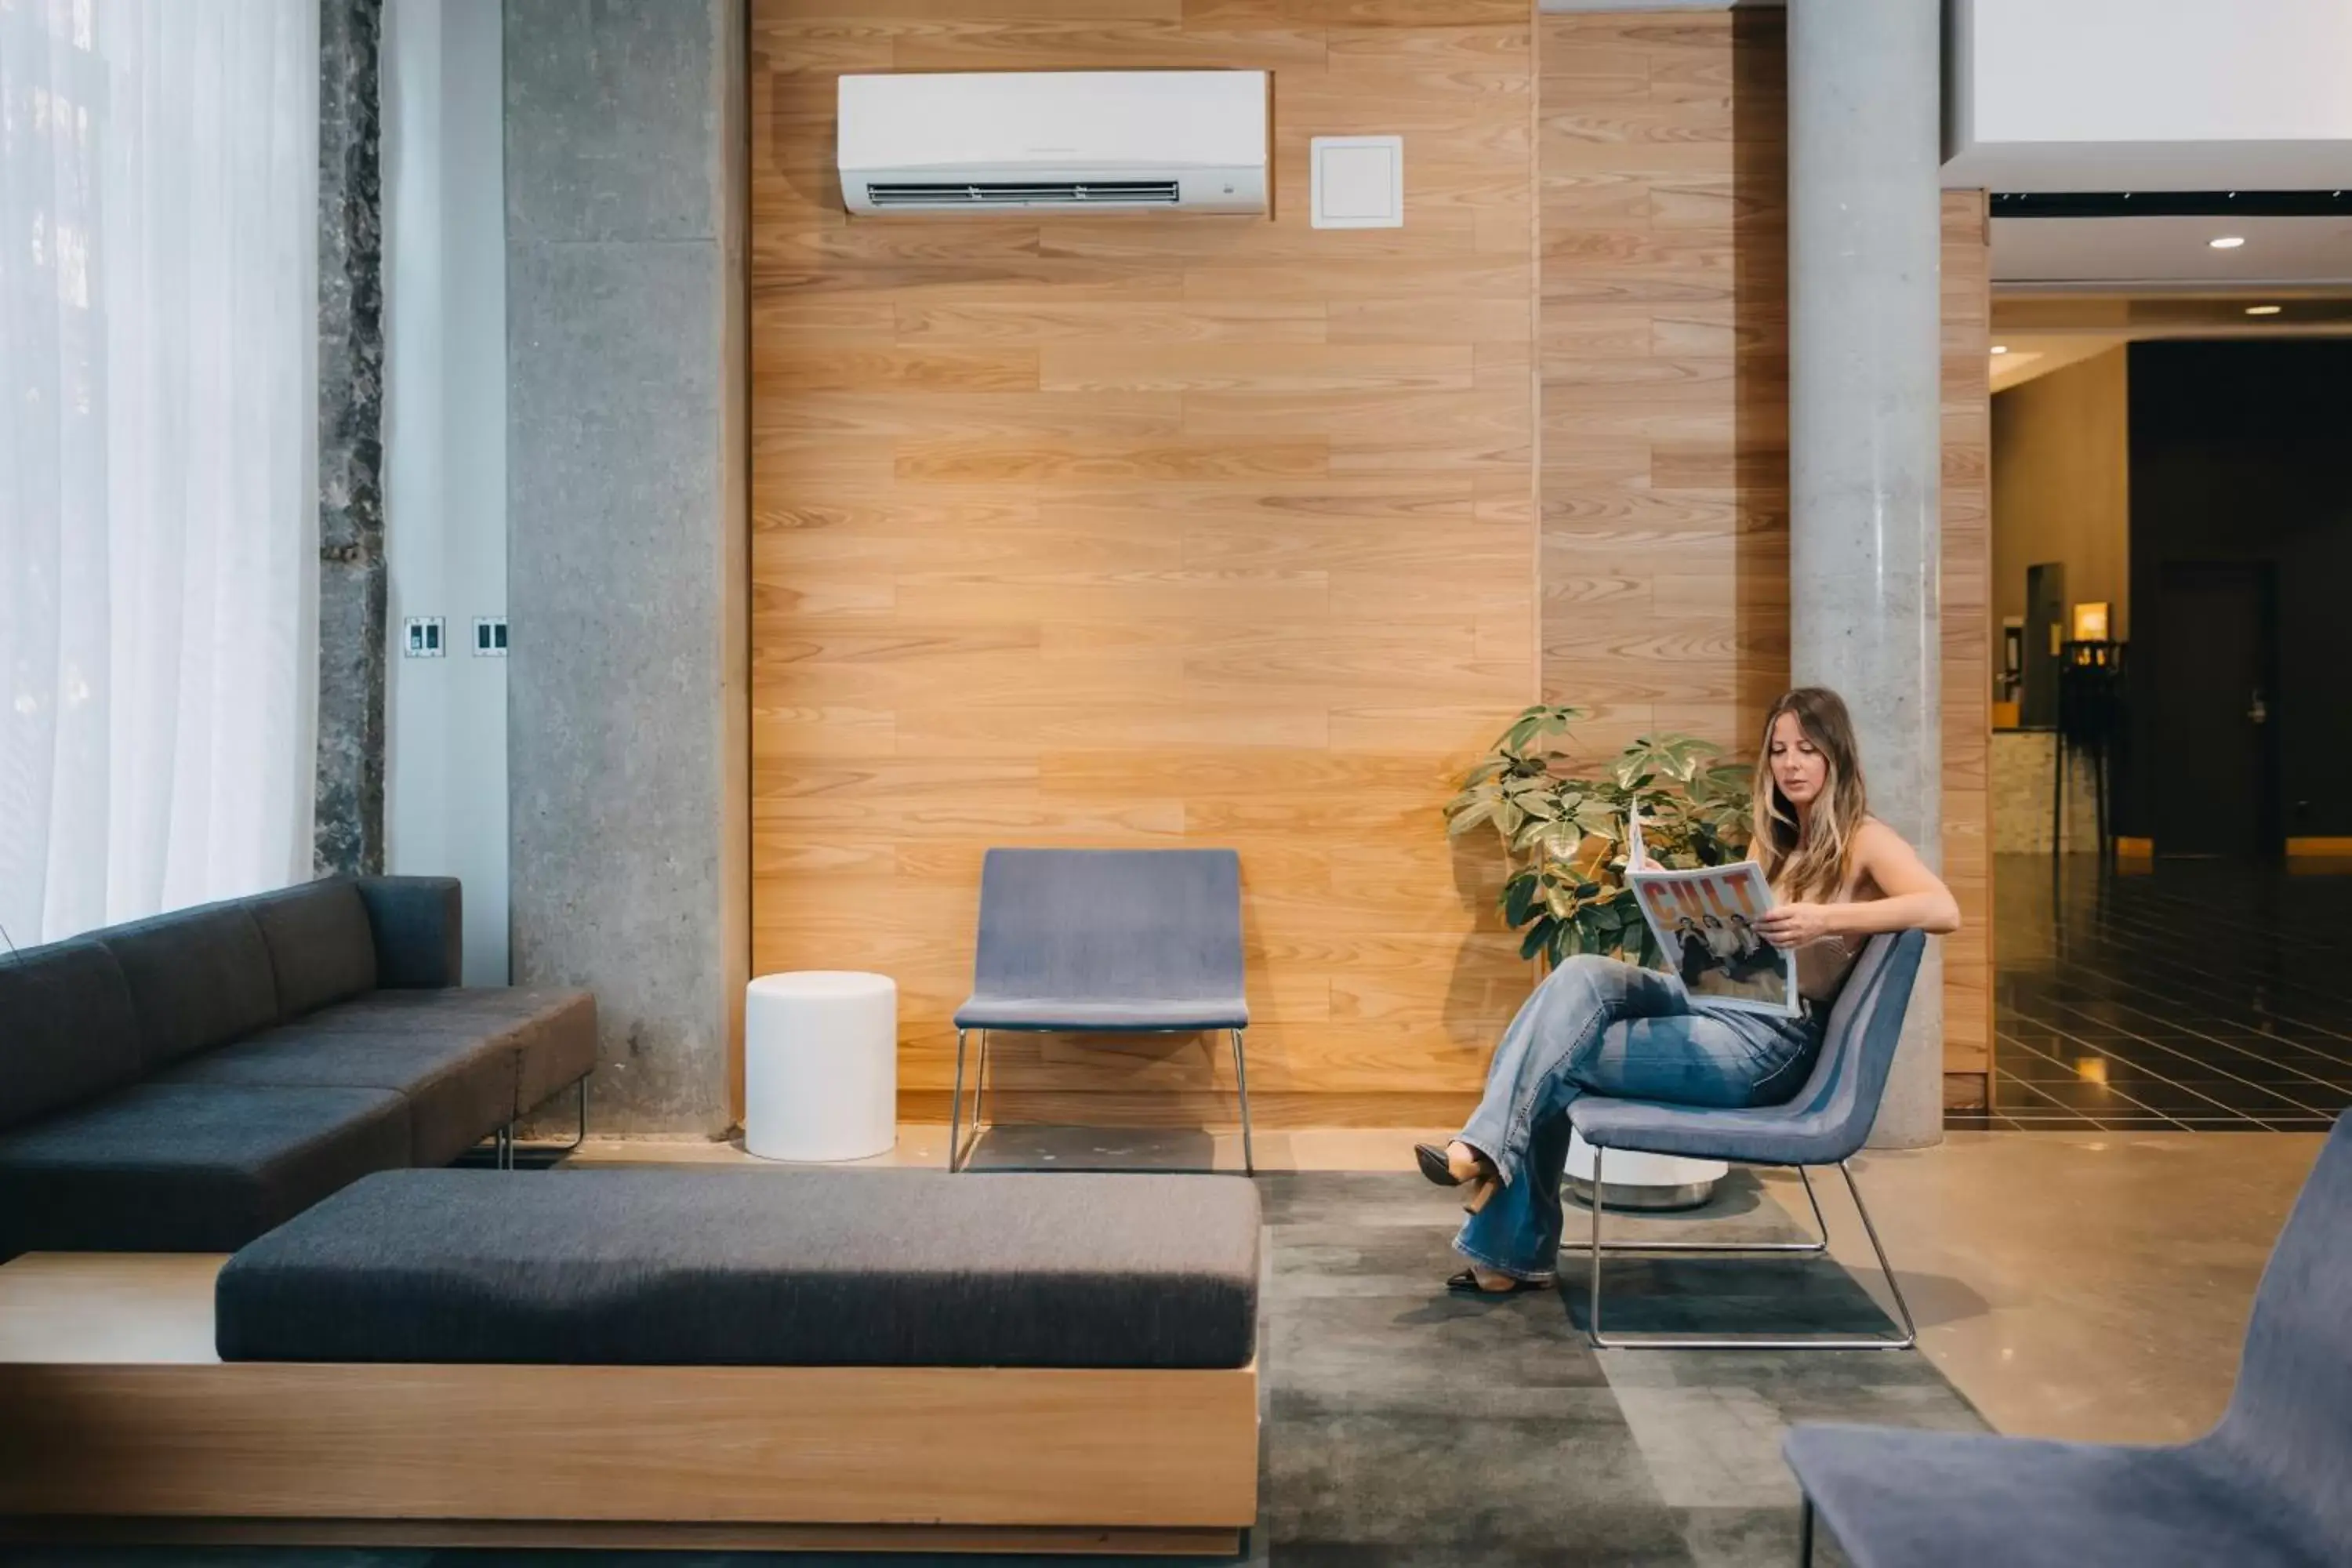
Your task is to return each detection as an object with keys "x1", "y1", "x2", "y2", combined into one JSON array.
[
  {"x1": 1565, "y1": 1129, "x2": 1727, "y2": 1212},
  {"x1": 744, "y1": 971, "x2": 897, "y2": 1163}
]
